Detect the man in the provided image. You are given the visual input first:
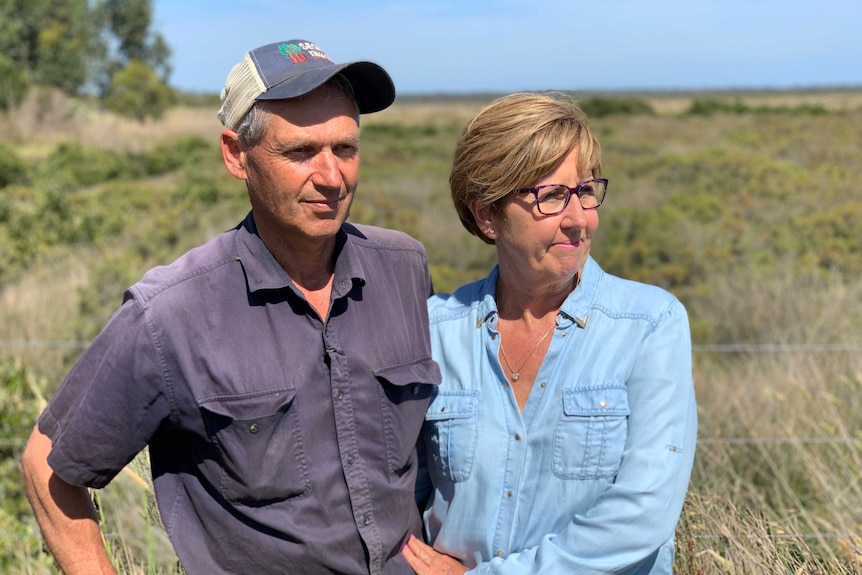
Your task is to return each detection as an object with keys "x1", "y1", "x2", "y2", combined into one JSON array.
[{"x1": 20, "y1": 39, "x2": 440, "y2": 575}]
